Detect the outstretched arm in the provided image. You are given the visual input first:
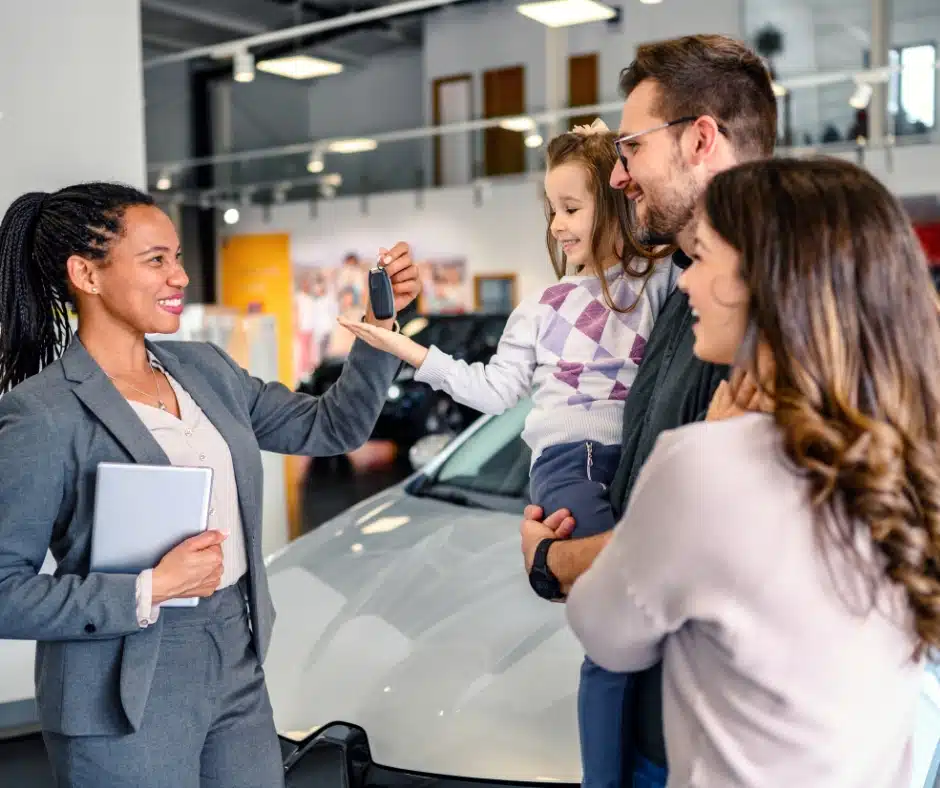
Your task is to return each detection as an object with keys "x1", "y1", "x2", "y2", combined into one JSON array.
[
  {"x1": 342, "y1": 303, "x2": 539, "y2": 416},
  {"x1": 337, "y1": 318, "x2": 430, "y2": 369},
  {"x1": 218, "y1": 243, "x2": 422, "y2": 456}
]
